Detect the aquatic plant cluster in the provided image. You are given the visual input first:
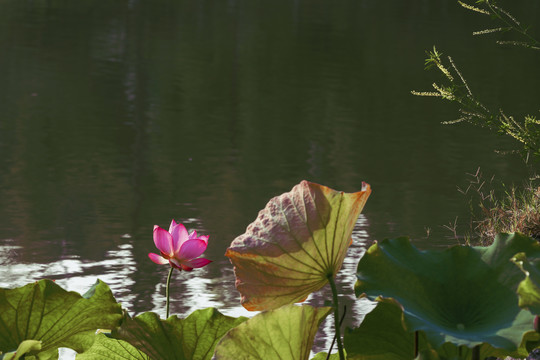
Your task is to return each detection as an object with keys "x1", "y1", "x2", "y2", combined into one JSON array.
[
  {"x1": 1, "y1": 180, "x2": 540, "y2": 360},
  {"x1": 2, "y1": 1, "x2": 539, "y2": 359}
]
